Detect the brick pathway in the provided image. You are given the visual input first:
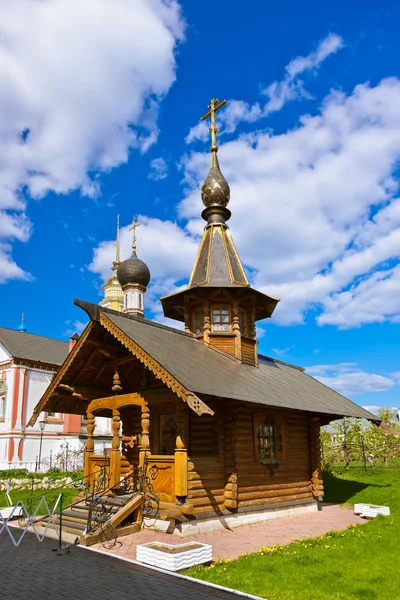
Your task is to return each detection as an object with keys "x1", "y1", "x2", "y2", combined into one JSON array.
[
  {"x1": 93, "y1": 504, "x2": 365, "y2": 562},
  {"x1": 0, "y1": 532, "x2": 239, "y2": 600}
]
